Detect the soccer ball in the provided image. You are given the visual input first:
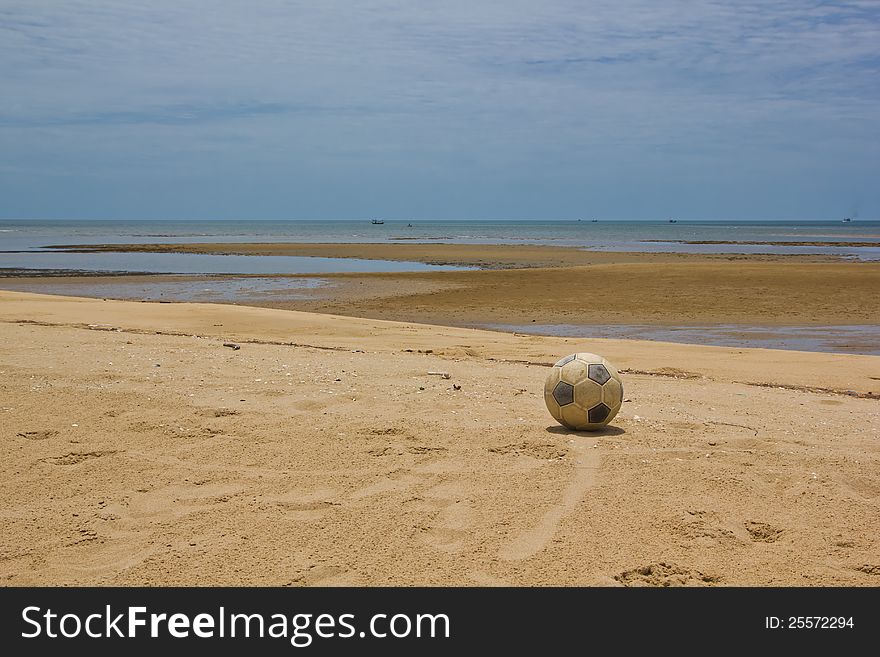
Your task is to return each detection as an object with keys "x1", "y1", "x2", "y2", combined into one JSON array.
[{"x1": 544, "y1": 353, "x2": 623, "y2": 430}]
